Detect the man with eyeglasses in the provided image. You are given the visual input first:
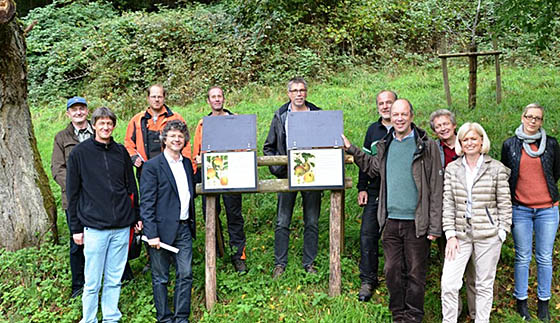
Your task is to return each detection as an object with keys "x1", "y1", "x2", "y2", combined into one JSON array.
[
  {"x1": 125, "y1": 84, "x2": 192, "y2": 179},
  {"x1": 264, "y1": 77, "x2": 323, "y2": 278}
]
